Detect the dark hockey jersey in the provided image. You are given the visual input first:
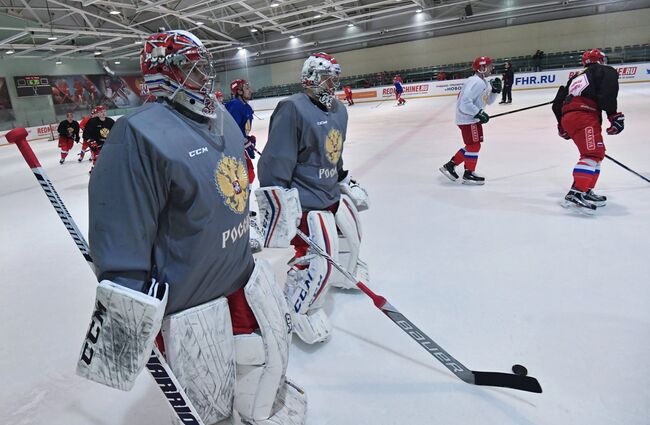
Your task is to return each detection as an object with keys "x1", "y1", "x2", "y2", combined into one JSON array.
[
  {"x1": 57, "y1": 119, "x2": 80, "y2": 140},
  {"x1": 84, "y1": 116, "x2": 115, "y2": 146},
  {"x1": 552, "y1": 63, "x2": 619, "y2": 122}
]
